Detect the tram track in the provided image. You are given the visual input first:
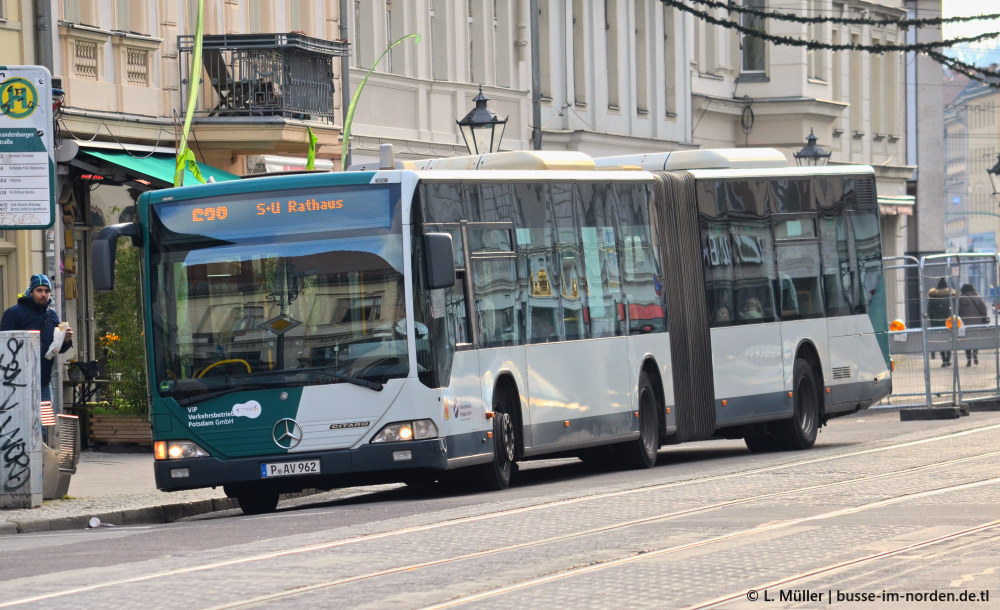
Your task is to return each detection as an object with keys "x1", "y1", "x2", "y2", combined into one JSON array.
[
  {"x1": 207, "y1": 459, "x2": 1000, "y2": 609},
  {"x1": 683, "y1": 519, "x2": 1000, "y2": 609},
  {"x1": 3, "y1": 420, "x2": 999, "y2": 607},
  {"x1": 422, "y1": 478, "x2": 1000, "y2": 609}
]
